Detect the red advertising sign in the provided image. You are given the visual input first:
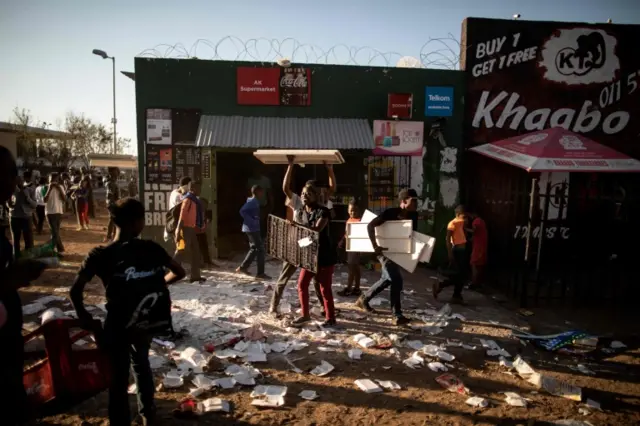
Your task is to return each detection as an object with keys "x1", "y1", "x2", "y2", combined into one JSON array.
[
  {"x1": 279, "y1": 67, "x2": 311, "y2": 106},
  {"x1": 237, "y1": 67, "x2": 312, "y2": 106},
  {"x1": 387, "y1": 93, "x2": 413, "y2": 118},
  {"x1": 237, "y1": 67, "x2": 280, "y2": 105}
]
